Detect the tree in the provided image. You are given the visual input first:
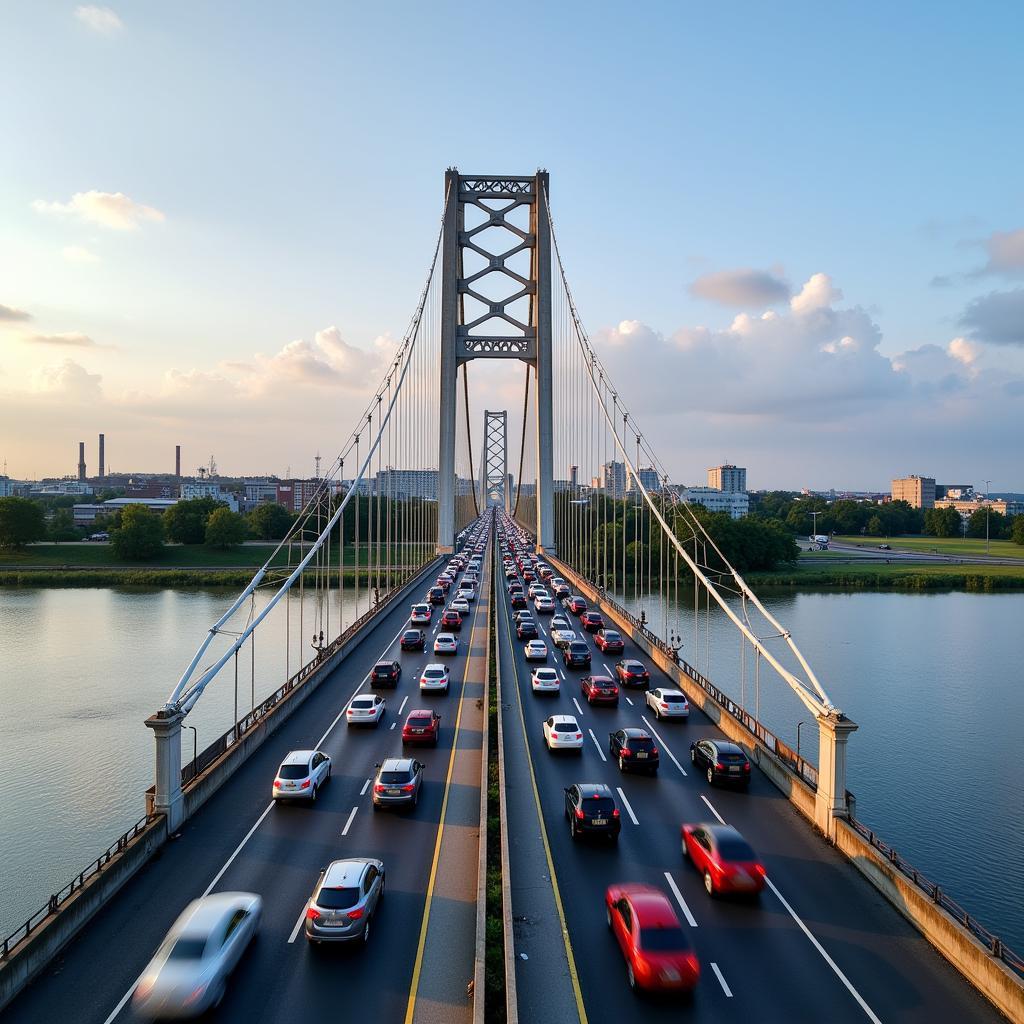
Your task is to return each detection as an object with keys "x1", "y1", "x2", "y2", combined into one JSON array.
[
  {"x1": 865, "y1": 515, "x2": 884, "y2": 536},
  {"x1": 205, "y1": 508, "x2": 248, "y2": 549},
  {"x1": 109, "y1": 504, "x2": 165, "y2": 560},
  {"x1": 47, "y1": 507, "x2": 80, "y2": 542},
  {"x1": 0, "y1": 497, "x2": 46, "y2": 549},
  {"x1": 1012, "y1": 516, "x2": 1024, "y2": 547},
  {"x1": 248, "y1": 502, "x2": 294, "y2": 541},
  {"x1": 967, "y1": 507, "x2": 1004, "y2": 540},
  {"x1": 923, "y1": 506, "x2": 962, "y2": 538},
  {"x1": 163, "y1": 497, "x2": 226, "y2": 544}
]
